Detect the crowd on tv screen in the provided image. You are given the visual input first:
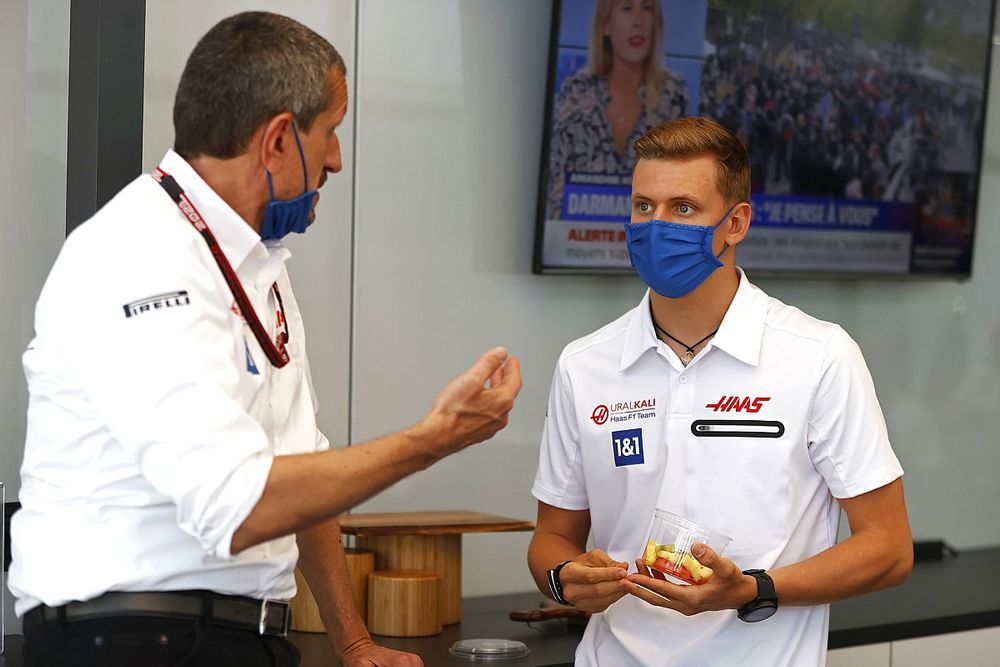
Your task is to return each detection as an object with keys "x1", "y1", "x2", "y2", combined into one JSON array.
[{"x1": 698, "y1": 17, "x2": 982, "y2": 229}]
